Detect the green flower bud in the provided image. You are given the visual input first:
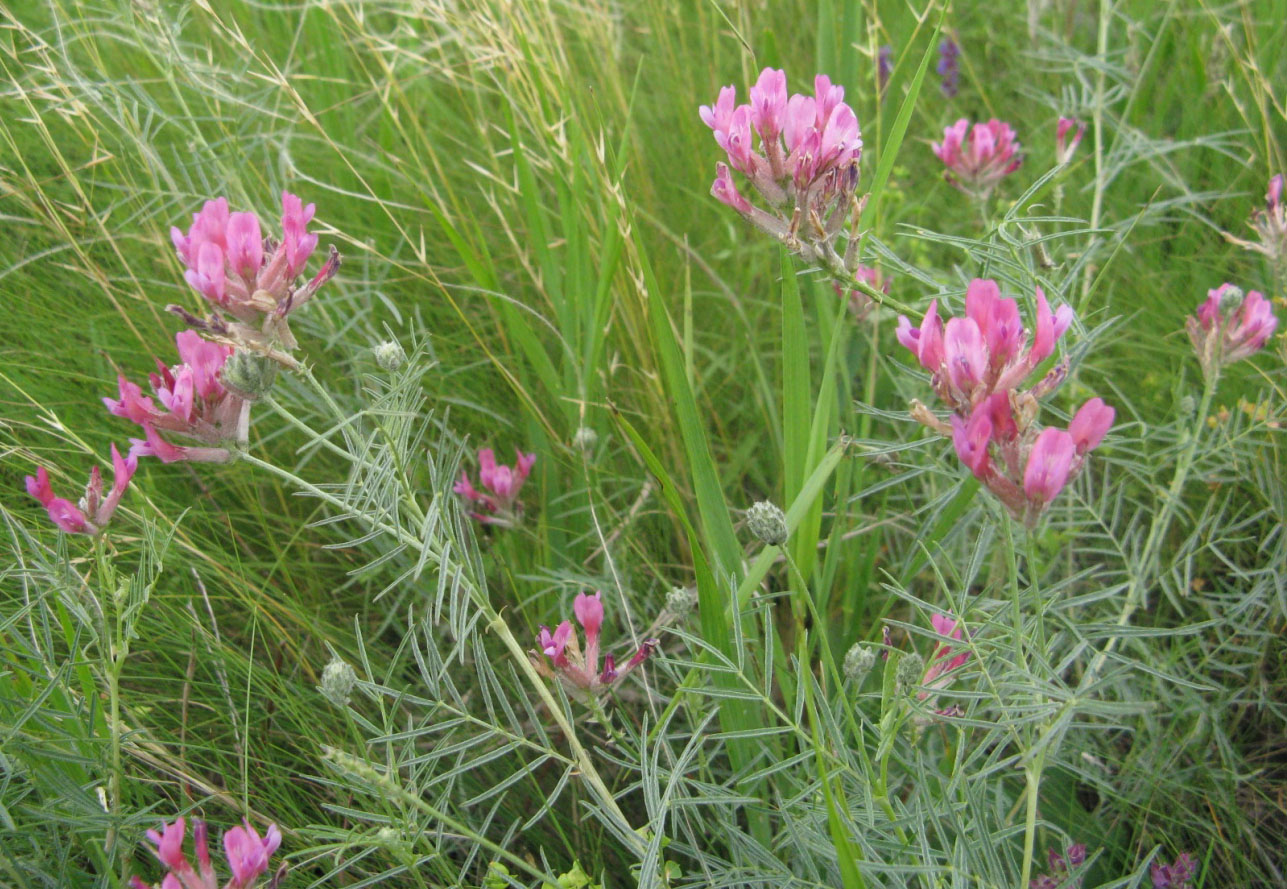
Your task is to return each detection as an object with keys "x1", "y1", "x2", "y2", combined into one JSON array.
[
  {"x1": 373, "y1": 340, "x2": 406, "y2": 372},
  {"x1": 843, "y1": 644, "x2": 876, "y2": 682},
  {"x1": 319, "y1": 655, "x2": 357, "y2": 707},
  {"x1": 894, "y1": 651, "x2": 924, "y2": 693},
  {"x1": 572, "y1": 426, "x2": 599, "y2": 452},
  {"x1": 221, "y1": 349, "x2": 278, "y2": 400},
  {"x1": 745, "y1": 500, "x2": 788, "y2": 546},
  {"x1": 665, "y1": 585, "x2": 699, "y2": 615}
]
